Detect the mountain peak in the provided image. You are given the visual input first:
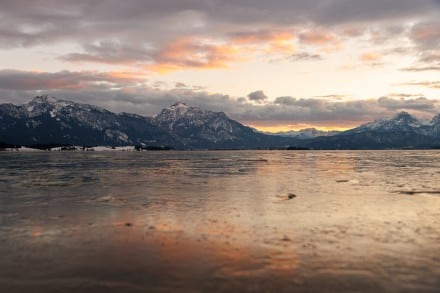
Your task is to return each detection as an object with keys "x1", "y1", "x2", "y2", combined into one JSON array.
[
  {"x1": 170, "y1": 102, "x2": 188, "y2": 108},
  {"x1": 392, "y1": 111, "x2": 417, "y2": 123},
  {"x1": 157, "y1": 102, "x2": 205, "y2": 120},
  {"x1": 31, "y1": 95, "x2": 57, "y2": 104},
  {"x1": 164, "y1": 102, "x2": 193, "y2": 115}
]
